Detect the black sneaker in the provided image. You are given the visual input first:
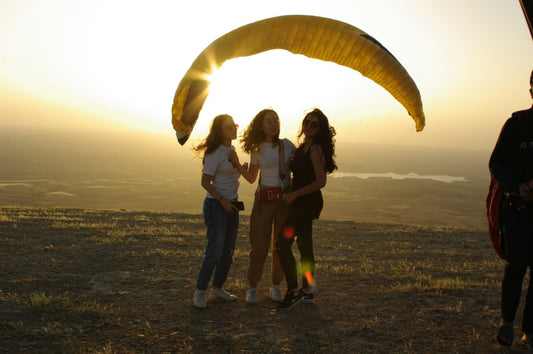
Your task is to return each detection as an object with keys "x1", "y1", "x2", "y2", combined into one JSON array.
[
  {"x1": 301, "y1": 289, "x2": 315, "y2": 304},
  {"x1": 276, "y1": 290, "x2": 303, "y2": 311}
]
